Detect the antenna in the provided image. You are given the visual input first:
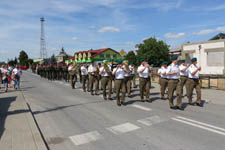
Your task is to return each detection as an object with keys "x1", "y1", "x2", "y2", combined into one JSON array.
[{"x1": 40, "y1": 17, "x2": 47, "y2": 59}]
